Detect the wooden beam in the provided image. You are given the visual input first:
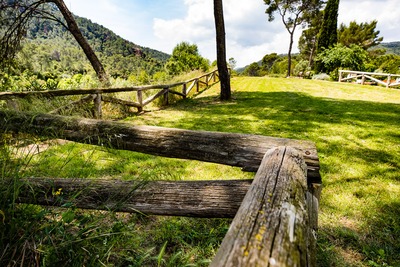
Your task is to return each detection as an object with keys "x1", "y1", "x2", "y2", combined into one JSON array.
[
  {"x1": 48, "y1": 94, "x2": 95, "y2": 115},
  {"x1": 101, "y1": 96, "x2": 141, "y2": 108},
  {"x1": 211, "y1": 146, "x2": 316, "y2": 266},
  {"x1": 0, "y1": 110, "x2": 320, "y2": 183},
  {"x1": 17, "y1": 178, "x2": 252, "y2": 218}
]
